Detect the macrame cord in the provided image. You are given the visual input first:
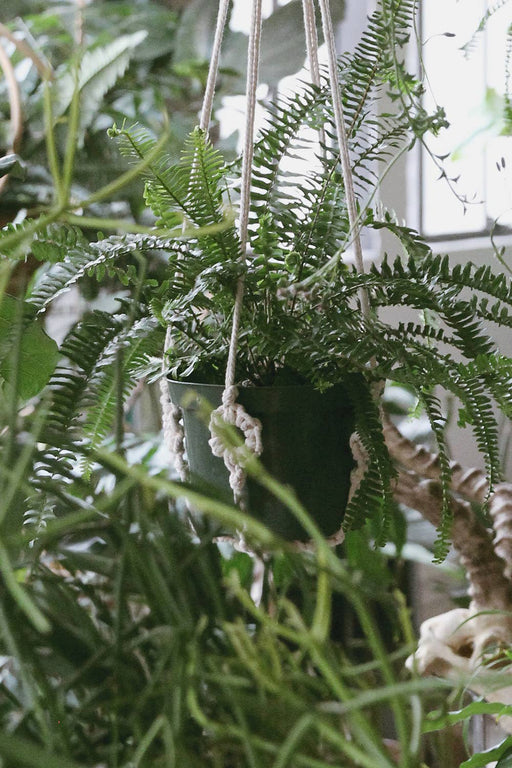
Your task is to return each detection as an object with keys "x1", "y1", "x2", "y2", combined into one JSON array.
[
  {"x1": 208, "y1": 0, "x2": 264, "y2": 504},
  {"x1": 317, "y1": 0, "x2": 370, "y2": 316},
  {"x1": 301, "y1": 0, "x2": 326, "y2": 151},
  {"x1": 159, "y1": 0, "x2": 231, "y2": 480}
]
